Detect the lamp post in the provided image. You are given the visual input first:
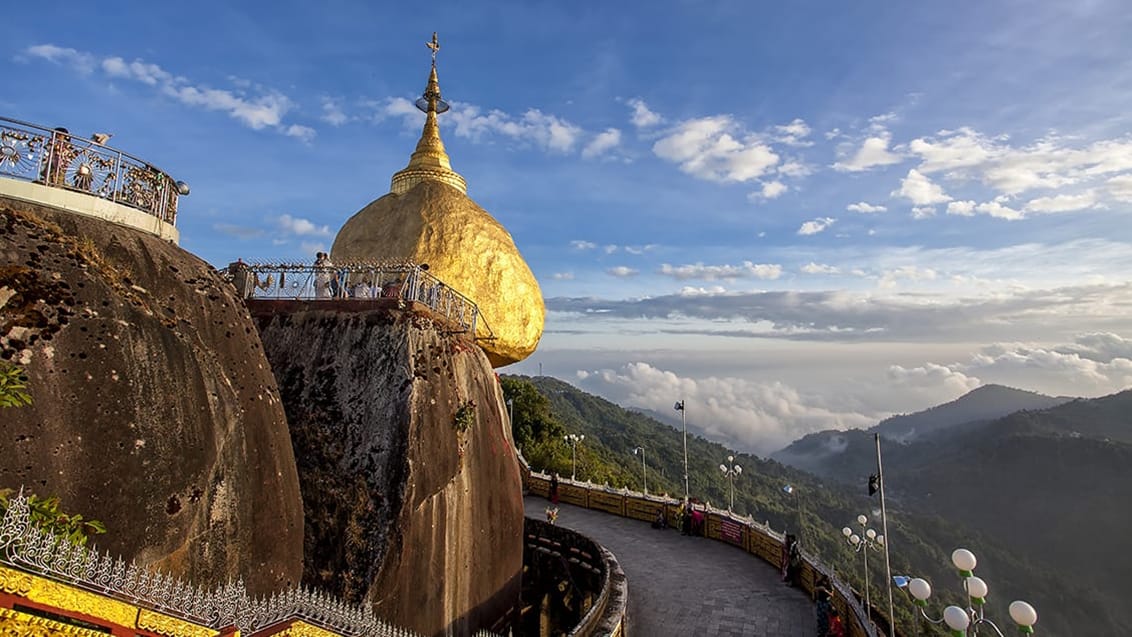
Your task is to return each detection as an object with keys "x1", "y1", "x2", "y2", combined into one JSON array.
[
  {"x1": 633, "y1": 446, "x2": 648, "y2": 494},
  {"x1": 903, "y1": 549, "x2": 1038, "y2": 636},
  {"x1": 719, "y1": 455, "x2": 742, "y2": 511},
  {"x1": 564, "y1": 434, "x2": 584, "y2": 480},
  {"x1": 842, "y1": 514, "x2": 885, "y2": 632},
  {"x1": 674, "y1": 400, "x2": 689, "y2": 501}
]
